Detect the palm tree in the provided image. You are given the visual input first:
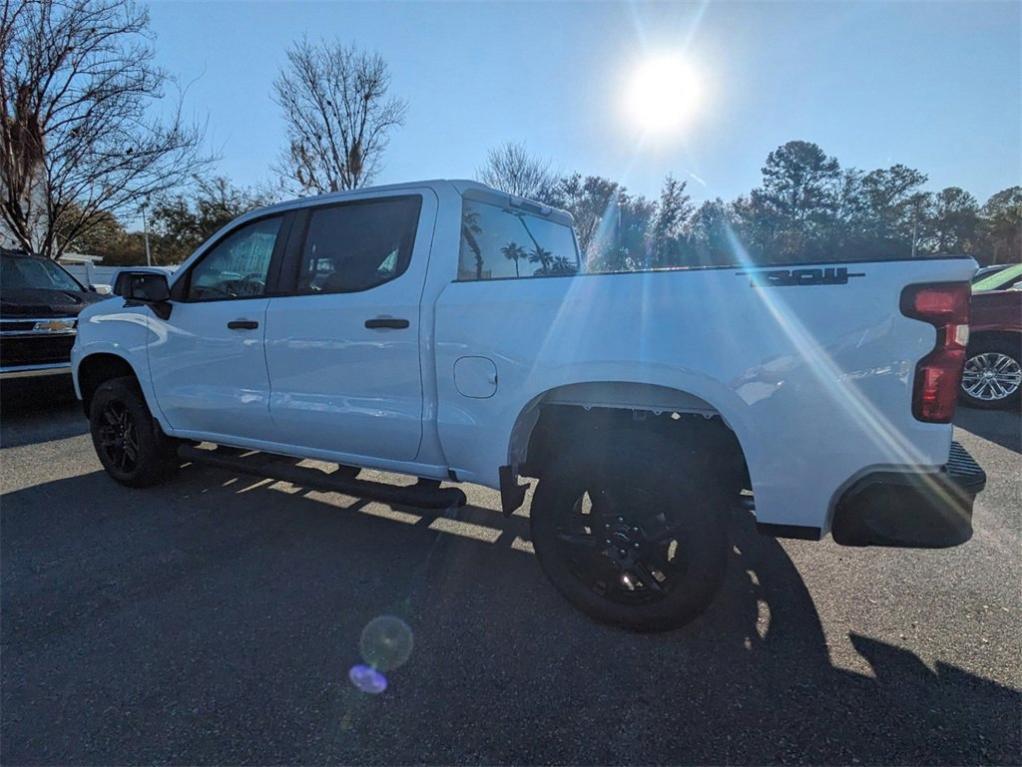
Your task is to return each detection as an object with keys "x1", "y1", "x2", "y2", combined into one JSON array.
[
  {"x1": 461, "y1": 207, "x2": 484, "y2": 279},
  {"x1": 528, "y1": 245, "x2": 554, "y2": 275},
  {"x1": 549, "y1": 255, "x2": 578, "y2": 275},
  {"x1": 501, "y1": 241, "x2": 527, "y2": 277}
]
